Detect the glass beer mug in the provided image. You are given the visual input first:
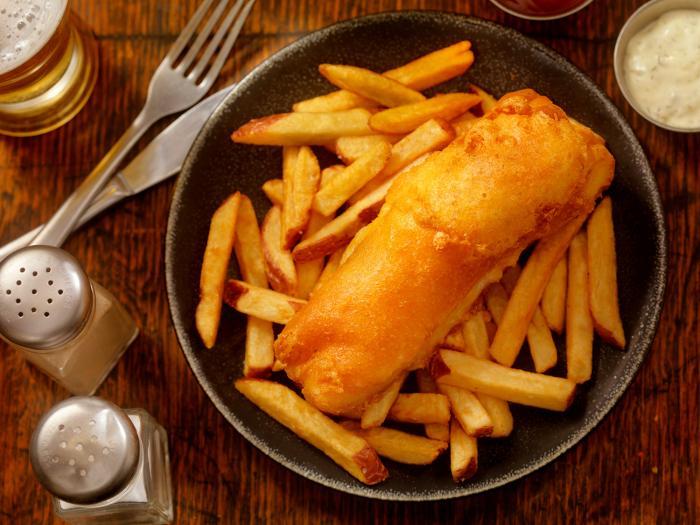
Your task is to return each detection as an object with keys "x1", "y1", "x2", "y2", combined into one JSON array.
[{"x1": 0, "y1": 0, "x2": 98, "y2": 136}]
